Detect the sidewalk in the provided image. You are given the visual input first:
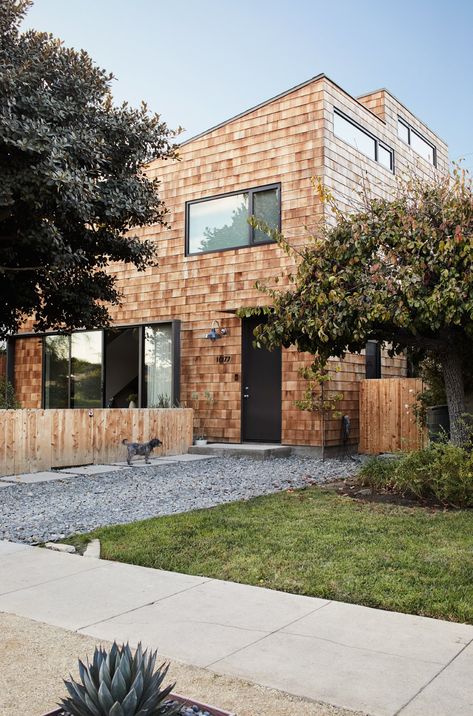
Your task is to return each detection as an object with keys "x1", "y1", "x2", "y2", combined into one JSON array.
[{"x1": 0, "y1": 540, "x2": 472, "y2": 716}]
